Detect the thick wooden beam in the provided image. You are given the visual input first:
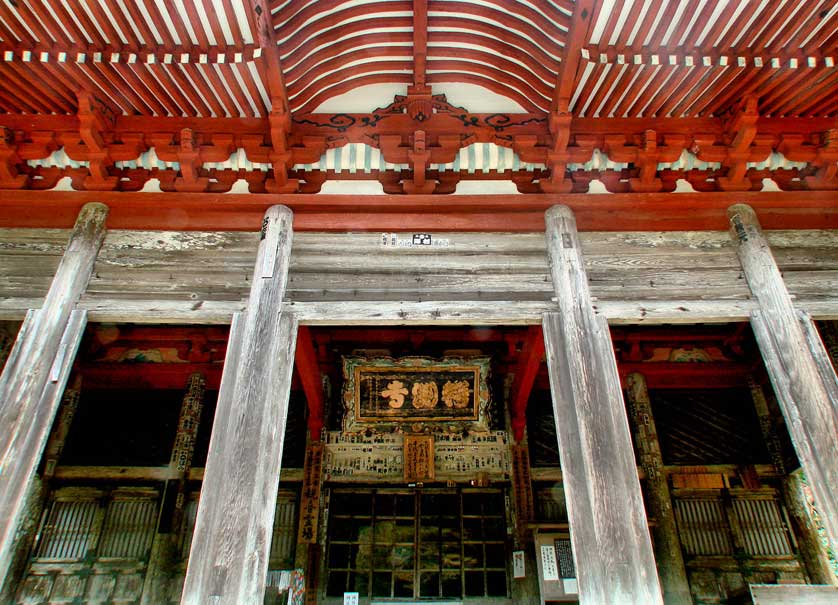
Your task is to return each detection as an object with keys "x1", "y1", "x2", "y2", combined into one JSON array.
[
  {"x1": 543, "y1": 204, "x2": 662, "y2": 604},
  {"x1": 181, "y1": 205, "x2": 297, "y2": 605},
  {"x1": 728, "y1": 203, "x2": 838, "y2": 552},
  {"x1": 0, "y1": 190, "x2": 837, "y2": 231},
  {"x1": 625, "y1": 372, "x2": 692, "y2": 605},
  {"x1": 2, "y1": 298, "x2": 837, "y2": 328},
  {"x1": 0, "y1": 201, "x2": 106, "y2": 585}
]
